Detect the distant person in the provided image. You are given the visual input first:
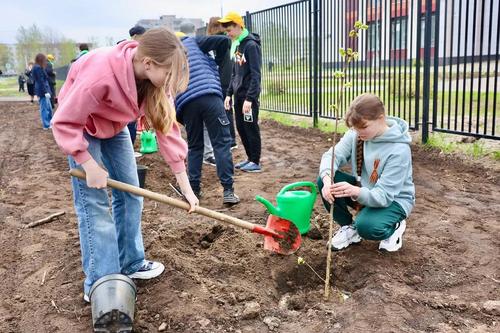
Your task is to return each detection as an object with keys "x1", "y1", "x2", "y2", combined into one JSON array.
[
  {"x1": 129, "y1": 25, "x2": 146, "y2": 40},
  {"x1": 207, "y1": 17, "x2": 237, "y2": 150},
  {"x1": 126, "y1": 25, "x2": 147, "y2": 144},
  {"x1": 220, "y1": 12, "x2": 263, "y2": 173},
  {"x1": 32, "y1": 53, "x2": 53, "y2": 130},
  {"x1": 18, "y1": 74, "x2": 26, "y2": 92},
  {"x1": 51, "y1": 28, "x2": 198, "y2": 302},
  {"x1": 181, "y1": 21, "x2": 217, "y2": 166},
  {"x1": 25, "y1": 62, "x2": 35, "y2": 103},
  {"x1": 268, "y1": 61, "x2": 274, "y2": 73},
  {"x1": 71, "y1": 43, "x2": 89, "y2": 63},
  {"x1": 46, "y1": 54, "x2": 57, "y2": 108}
]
